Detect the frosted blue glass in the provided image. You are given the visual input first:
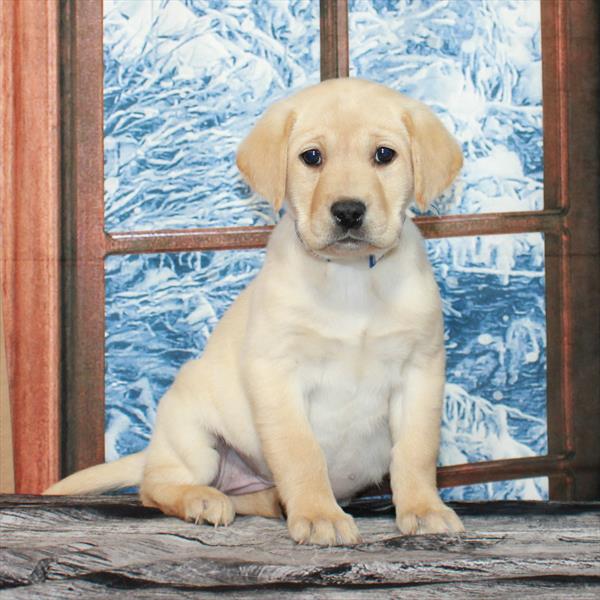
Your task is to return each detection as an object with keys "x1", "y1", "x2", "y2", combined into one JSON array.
[
  {"x1": 349, "y1": 0, "x2": 543, "y2": 216},
  {"x1": 430, "y1": 233, "x2": 548, "y2": 501},
  {"x1": 105, "y1": 250, "x2": 265, "y2": 460},
  {"x1": 442, "y1": 477, "x2": 547, "y2": 502},
  {"x1": 103, "y1": 0, "x2": 319, "y2": 231},
  {"x1": 105, "y1": 232, "x2": 548, "y2": 500}
]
